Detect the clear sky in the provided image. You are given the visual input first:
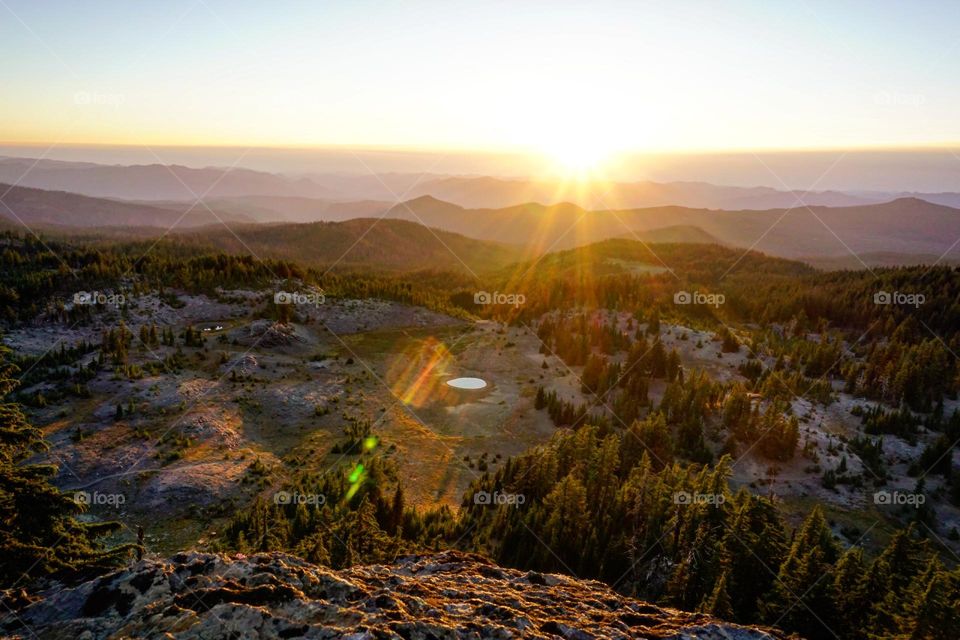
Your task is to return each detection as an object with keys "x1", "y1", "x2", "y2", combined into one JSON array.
[{"x1": 1, "y1": 0, "x2": 958, "y2": 158}]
